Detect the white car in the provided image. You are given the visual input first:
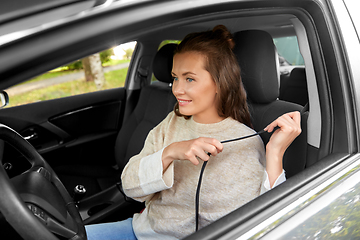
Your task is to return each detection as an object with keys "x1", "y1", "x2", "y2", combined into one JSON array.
[{"x1": 0, "y1": 0, "x2": 359, "y2": 239}]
